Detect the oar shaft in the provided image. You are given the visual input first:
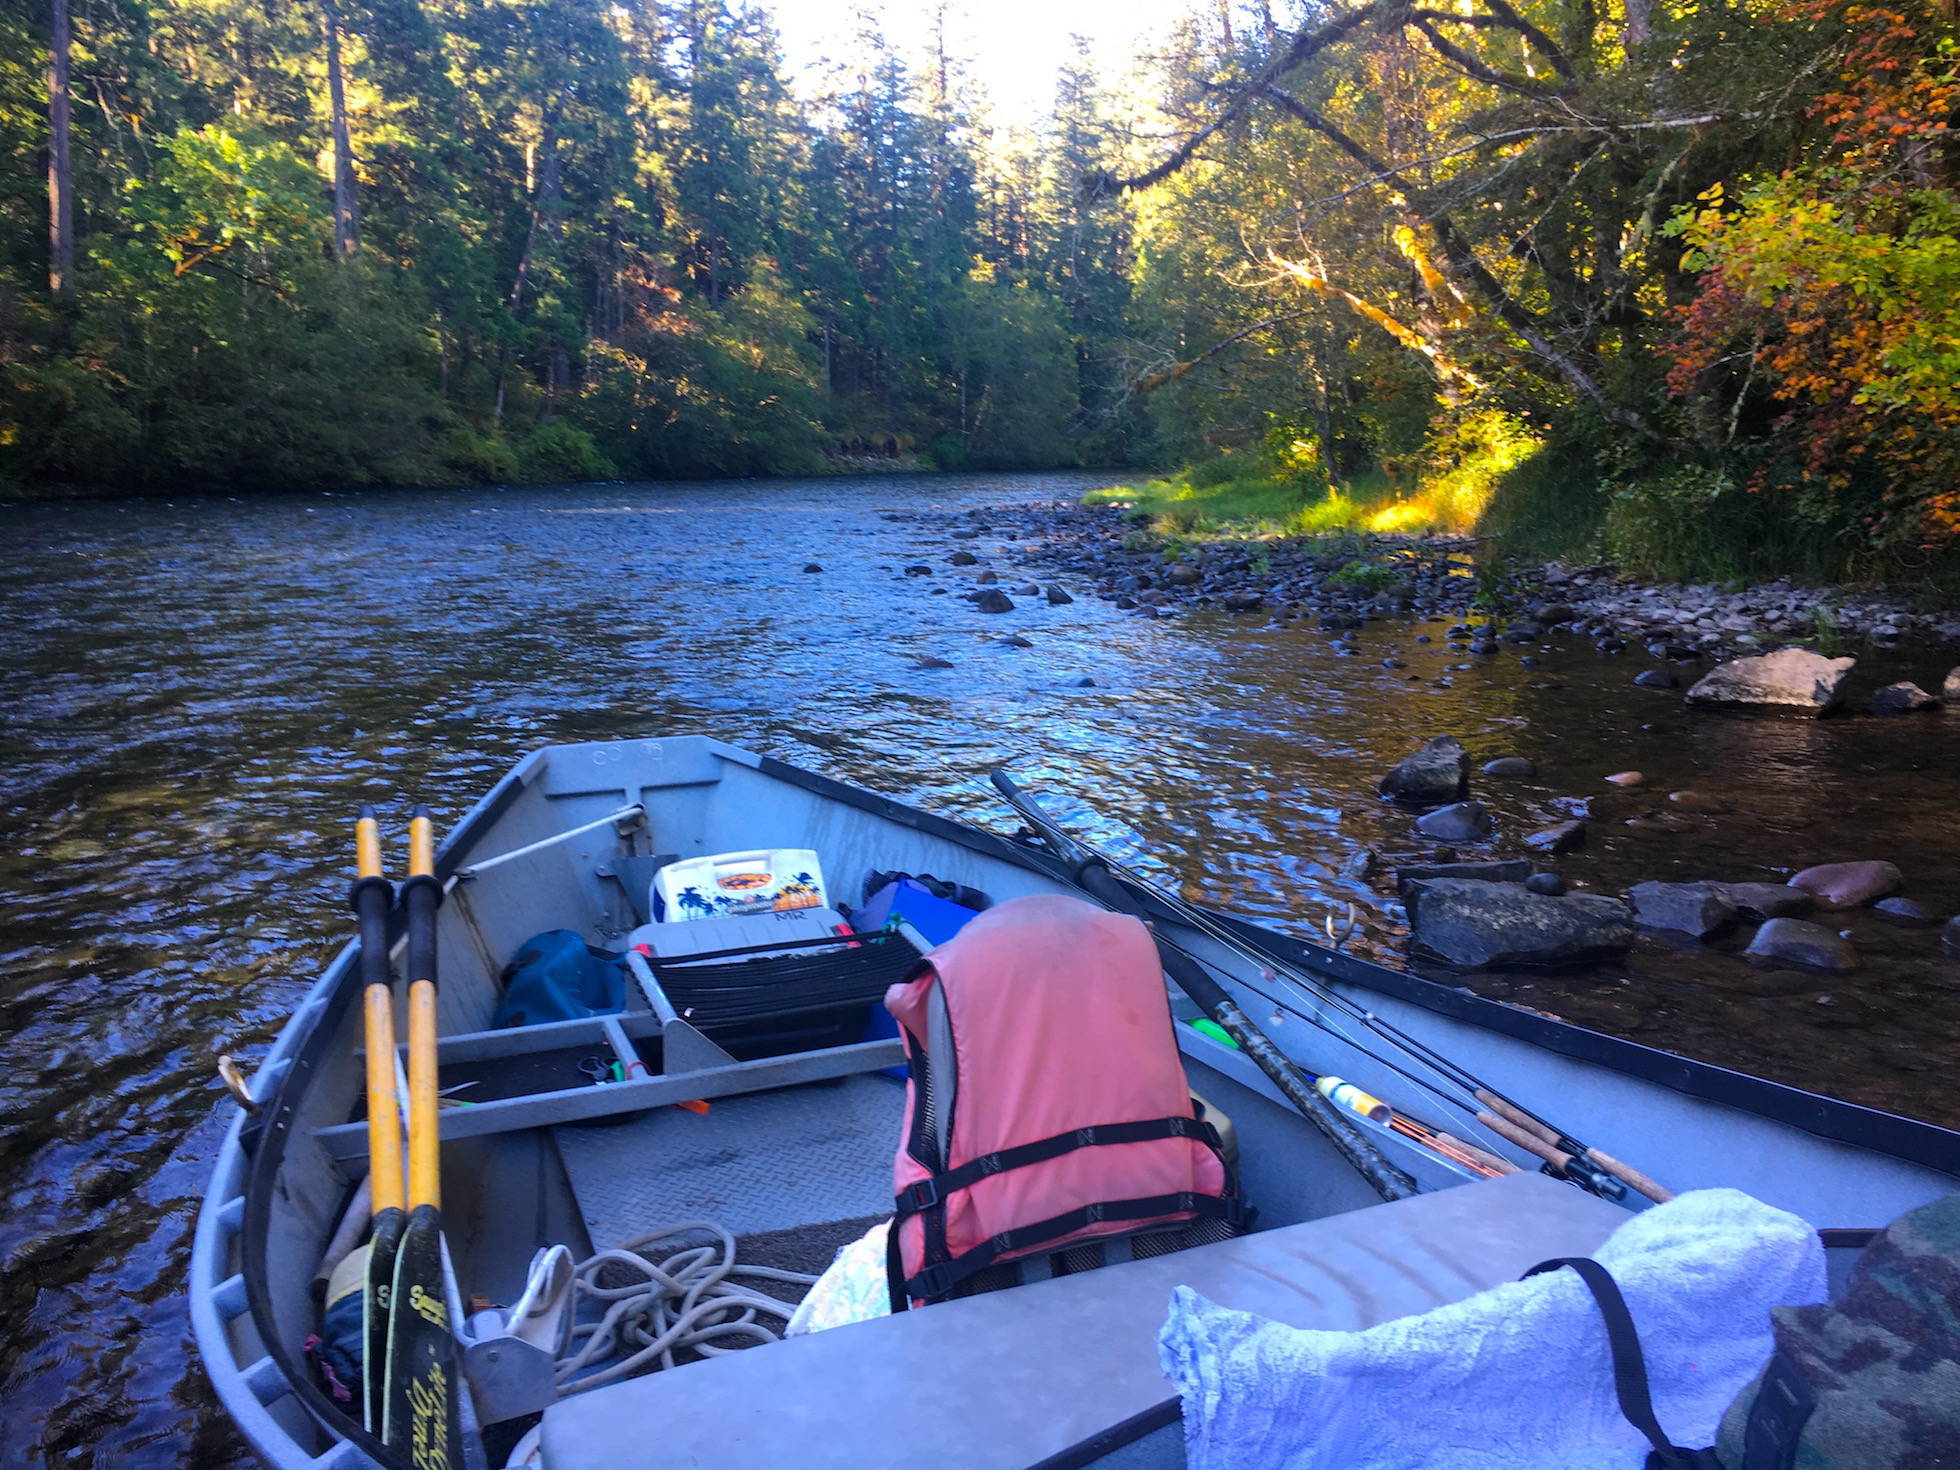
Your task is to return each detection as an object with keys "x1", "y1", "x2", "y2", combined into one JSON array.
[
  {"x1": 403, "y1": 807, "x2": 442, "y2": 1213},
  {"x1": 353, "y1": 809, "x2": 403, "y2": 1216}
]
